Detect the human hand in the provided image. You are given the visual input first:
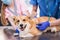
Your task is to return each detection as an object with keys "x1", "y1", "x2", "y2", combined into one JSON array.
[
  {"x1": 15, "y1": 29, "x2": 19, "y2": 33},
  {"x1": 14, "y1": 29, "x2": 20, "y2": 36},
  {"x1": 36, "y1": 21, "x2": 50, "y2": 31},
  {"x1": 29, "y1": 11, "x2": 37, "y2": 18}
]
